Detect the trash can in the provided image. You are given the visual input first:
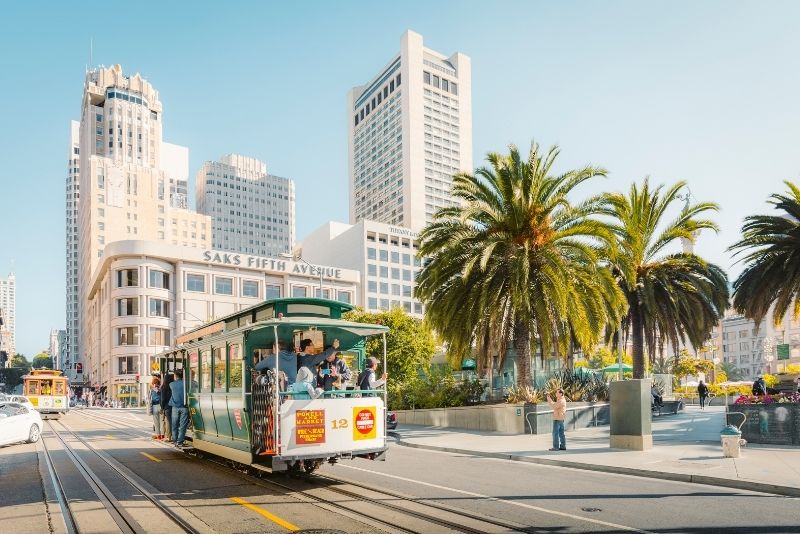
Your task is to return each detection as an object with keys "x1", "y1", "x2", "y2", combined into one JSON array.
[{"x1": 720, "y1": 425, "x2": 742, "y2": 458}]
